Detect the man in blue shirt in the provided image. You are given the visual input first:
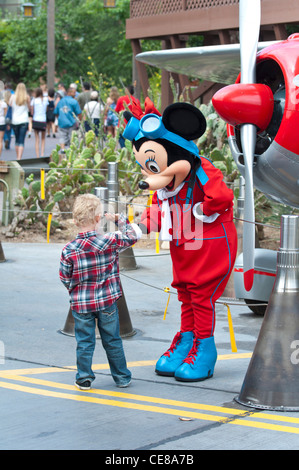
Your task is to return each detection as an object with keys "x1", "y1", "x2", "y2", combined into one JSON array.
[{"x1": 54, "y1": 87, "x2": 82, "y2": 151}]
